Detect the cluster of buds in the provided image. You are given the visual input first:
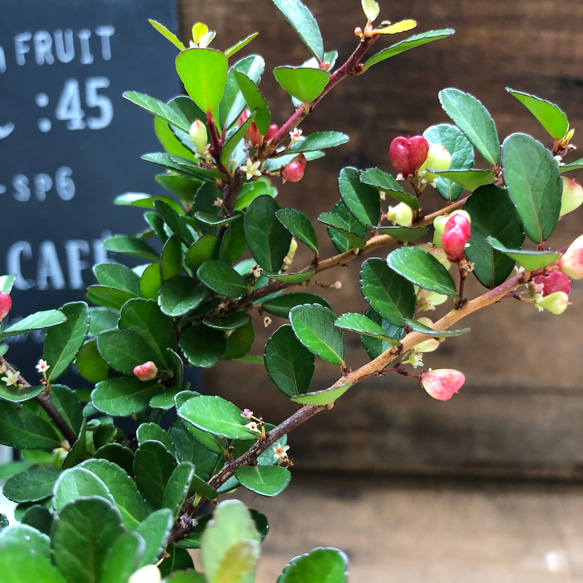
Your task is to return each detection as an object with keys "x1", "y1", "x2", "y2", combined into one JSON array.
[
  {"x1": 239, "y1": 111, "x2": 278, "y2": 149},
  {"x1": 420, "y1": 368, "x2": 465, "y2": 401},
  {"x1": 133, "y1": 361, "x2": 159, "y2": 382},
  {"x1": 0, "y1": 291, "x2": 12, "y2": 323},
  {"x1": 433, "y1": 211, "x2": 472, "y2": 263}
]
